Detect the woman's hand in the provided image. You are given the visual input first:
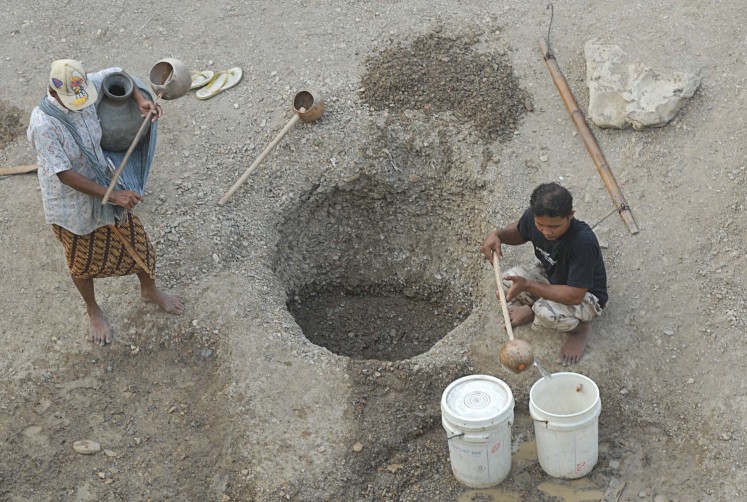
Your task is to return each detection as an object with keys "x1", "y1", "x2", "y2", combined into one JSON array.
[
  {"x1": 109, "y1": 190, "x2": 142, "y2": 210},
  {"x1": 132, "y1": 83, "x2": 163, "y2": 122},
  {"x1": 136, "y1": 99, "x2": 163, "y2": 122}
]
